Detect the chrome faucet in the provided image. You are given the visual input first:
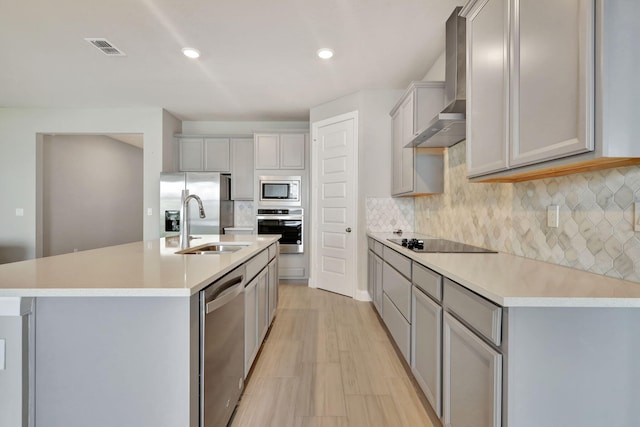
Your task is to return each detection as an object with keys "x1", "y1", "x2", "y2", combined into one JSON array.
[{"x1": 180, "y1": 190, "x2": 206, "y2": 249}]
